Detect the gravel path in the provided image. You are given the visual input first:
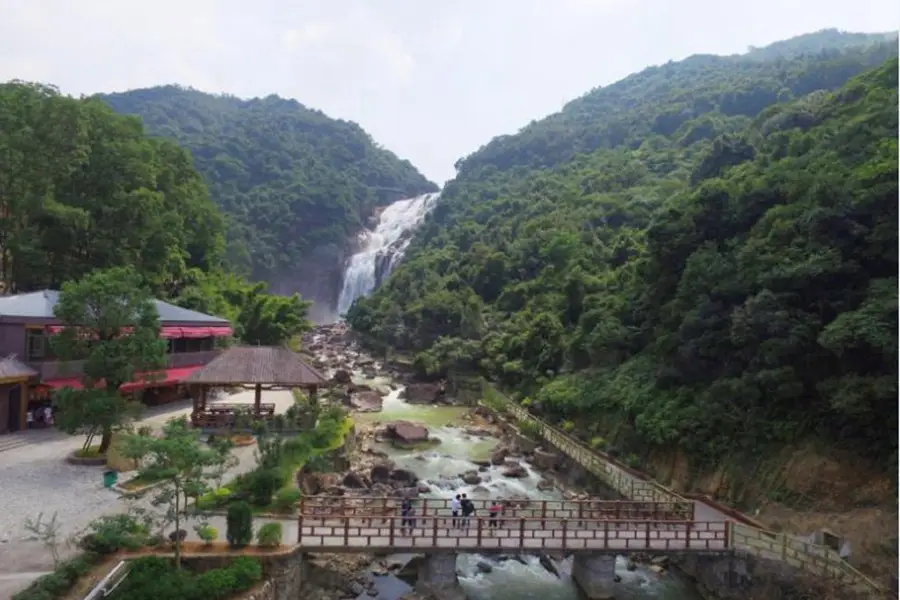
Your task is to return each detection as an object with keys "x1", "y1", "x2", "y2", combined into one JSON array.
[{"x1": 0, "y1": 388, "x2": 295, "y2": 595}]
